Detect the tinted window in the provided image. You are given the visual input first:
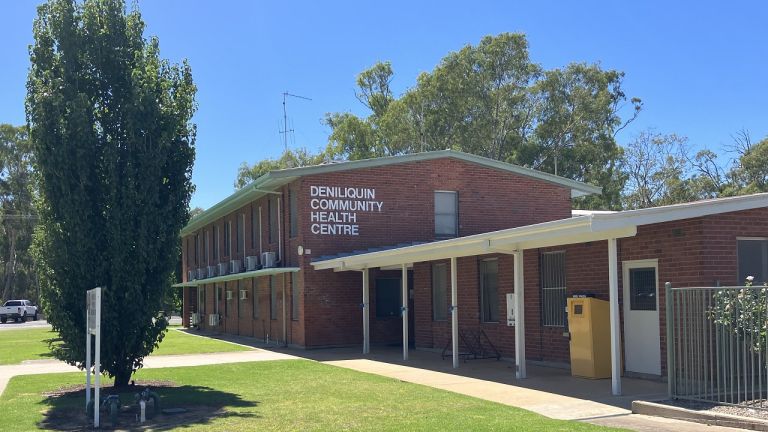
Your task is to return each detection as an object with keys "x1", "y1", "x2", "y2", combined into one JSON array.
[
  {"x1": 480, "y1": 259, "x2": 499, "y2": 322},
  {"x1": 629, "y1": 268, "x2": 657, "y2": 311},
  {"x1": 4, "y1": 301, "x2": 22, "y2": 307},
  {"x1": 435, "y1": 191, "x2": 458, "y2": 238},
  {"x1": 738, "y1": 239, "x2": 768, "y2": 285}
]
